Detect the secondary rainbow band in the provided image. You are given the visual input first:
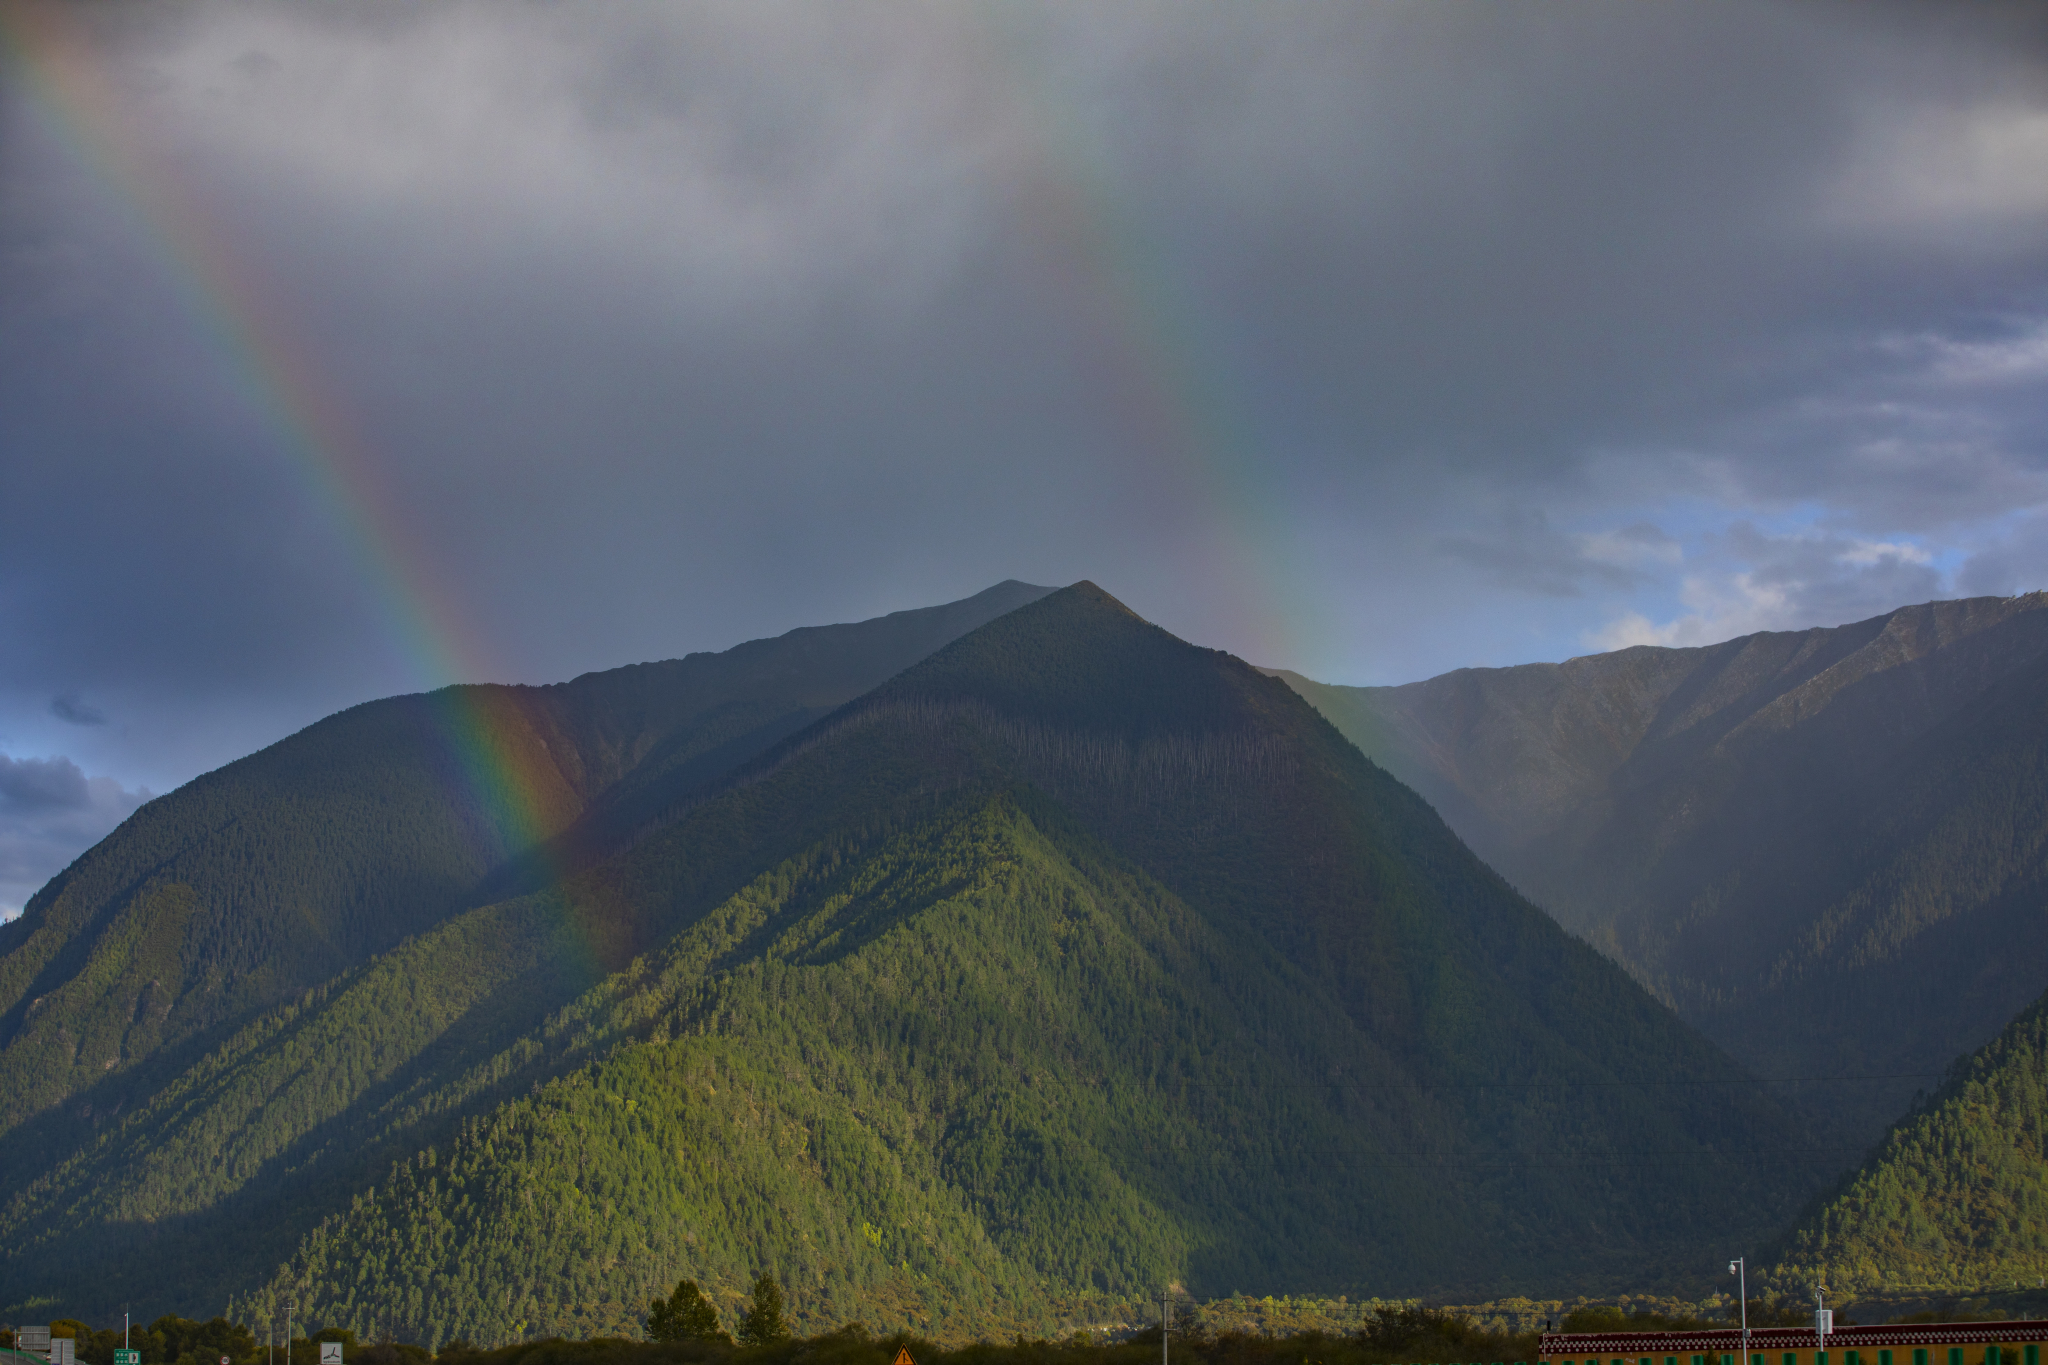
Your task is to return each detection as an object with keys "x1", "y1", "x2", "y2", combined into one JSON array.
[
  {"x1": 966, "y1": 5, "x2": 1319, "y2": 668},
  {"x1": 0, "y1": 0, "x2": 564, "y2": 859},
  {"x1": 0, "y1": 0, "x2": 1317, "y2": 852}
]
